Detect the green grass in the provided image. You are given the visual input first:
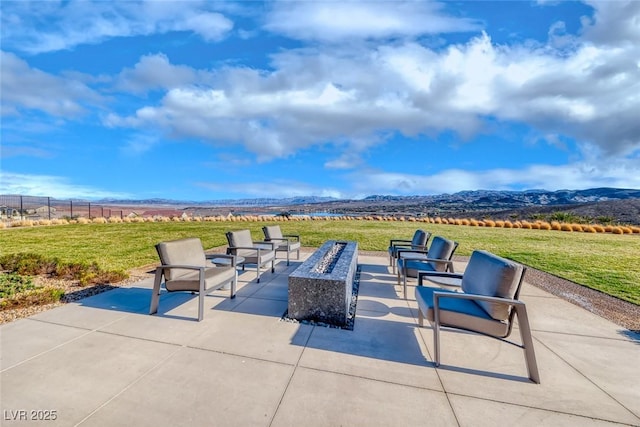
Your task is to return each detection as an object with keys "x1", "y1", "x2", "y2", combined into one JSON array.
[{"x1": 1, "y1": 220, "x2": 639, "y2": 305}]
